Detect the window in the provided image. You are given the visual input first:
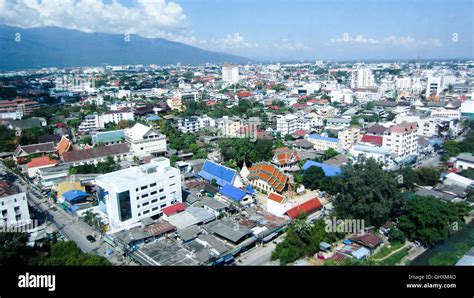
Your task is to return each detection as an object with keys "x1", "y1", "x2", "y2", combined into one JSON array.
[
  {"x1": 142, "y1": 194, "x2": 149, "y2": 199},
  {"x1": 136, "y1": 188, "x2": 139, "y2": 192},
  {"x1": 152, "y1": 207, "x2": 158, "y2": 211},
  {"x1": 142, "y1": 202, "x2": 149, "y2": 207},
  {"x1": 143, "y1": 210, "x2": 150, "y2": 215},
  {"x1": 169, "y1": 176, "x2": 175, "y2": 179},
  {"x1": 117, "y1": 190, "x2": 132, "y2": 222},
  {"x1": 151, "y1": 199, "x2": 158, "y2": 203},
  {"x1": 160, "y1": 196, "x2": 166, "y2": 201},
  {"x1": 159, "y1": 189, "x2": 164, "y2": 193},
  {"x1": 171, "y1": 191, "x2": 176, "y2": 195},
  {"x1": 170, "y1": 183, "x2": 176, "y2": 187},
  {"x1": 15, "y1": 214, "x2": 21, "y2": 221},
  {"x1": 150, "y1": 183, "x2": 157, "y2": 187},
  {"x1": 160, "y1": 204, "x2": 167, "y2": 208},
  {"x1": 141, "y1": 185, "x2": 148, "y2": 190}
]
